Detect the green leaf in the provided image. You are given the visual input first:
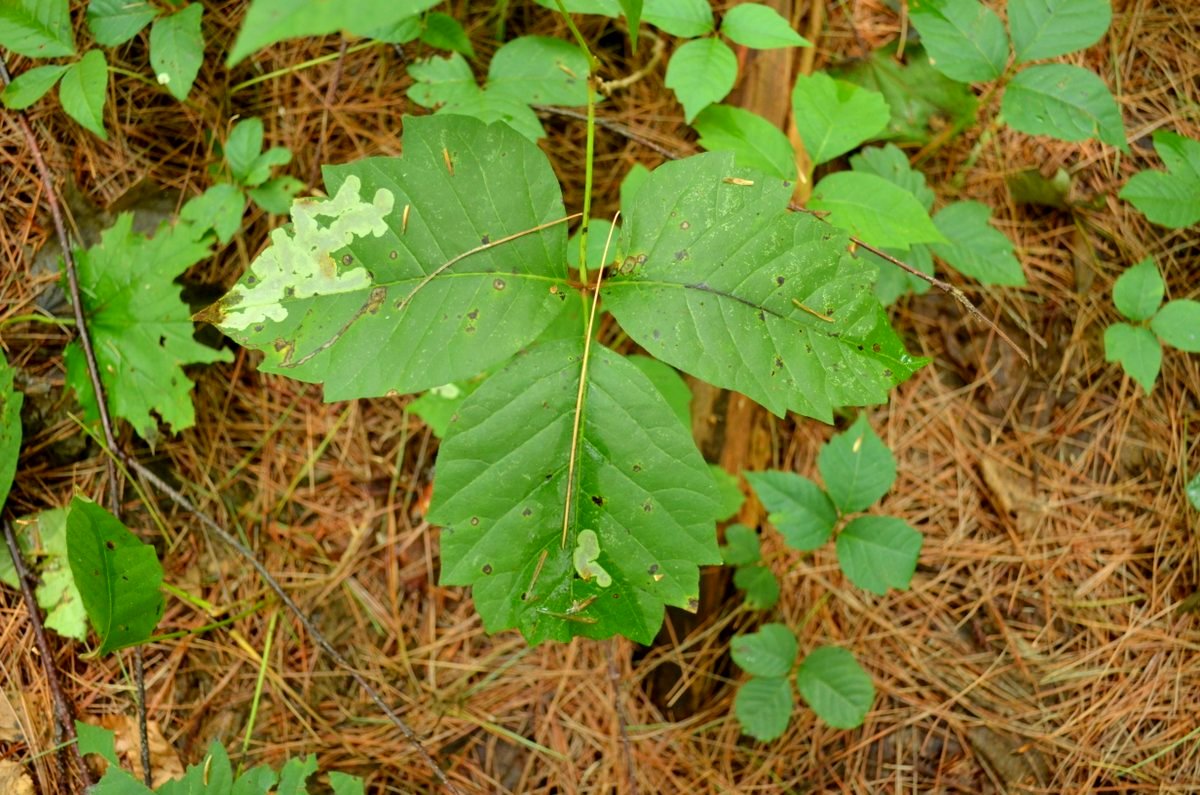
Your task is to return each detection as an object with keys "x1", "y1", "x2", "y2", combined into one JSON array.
[
  {"x1": 356, "y1": 15, "x2": 421, "y2": 44},
  {"x1": 1152, "y1": 300, "x2": 1200, "y2": 353},
  {"x1": 734, "y1": 676, "x2": 793, "y2": 740},
  {"x1": 709, "y1": 465, "x2": 745, "y2": 522},
  {"x1": 149, "y1": 3, "x2": 204, "y2": 100},
  {"x1": 1187, "y1": 471, "x2": 1200, "y2": 512},
  {"x1": 790, "y1": 72, "x2": 889, "y2": 166},
  {"x1": 0, "y1": 352, "x2": 20, "y2": 514},
  {"x1": 620, "y1": 162, "x2": 651, "y2": 214},
  {"x1": 693, "y1": 104, "x2": 798, "y2": 181},
  {"x1": 408, "y1": 380, "x2": 480, "y2": 438},
  {"x1": 1112, "y1": 257, "x2": 1163, "y2": 322},
  {"x1": 1118, "y1": 131, "x2": 1200, "y2": 229},
  {"x1": 59, "y1": 50, "x2": 110, "y2": 141},
  {"x1": 809, "y1": 172, "x2": 945, "y2": 251},
  {"x1": 76, "y1": 721, "x2": 120, "y2": 767},
  {"x1": 1, "y1": 63, "x2": 69, "y2": 110},
  {"x1": 201, "y1": 115, "x2": 572, "y2": 399},
  {"x1": 732, "y1": 623, "x2": 798, "y2": 677},
  {"x1": 745, "y1": 471, "x2": 837, "y2": 551},
  {"x1": 180, "y1": 183, "x2": 246, "y2": 245},
  {"x1": 907, "y1": 0, "x2": 1008, "y2": 83},
  {"x1": 619, "y1": 0, "x2": 643, "y2": 49},
  {"x1": 406, "y1": 52, "x2": 479, "y2": 108},
  {"x1": 87, "y1": 0, "x2": 156, "y2": 46},
  {"x1": 733, "y1": 564, "x2": 779, "y2": 609},
  {"x1": 627, "y1": 354, "x2": 692, "y2": 428},
  {"x1": 1009, "y1": 0, "x2": 1112, "y2": 63},
  {"x1": 0, "y1": 0, "x2": 75, "y2": 58},
  {"x1": 488, "y1": 36, "x2": 589, "y2": 106},
  {"x1": 573, "y1": 528, "x2": 613, "y2": 587},
  {"x1": 225, "y1": 117, "x2": 265, "y2": 185},
  {"x1": 420, "y1": 12, "x2": 474, "y2": 57},
  {"x1": 796, "y1": 645, "x2": 874, "y2": 729},
  {"x1": 607, "y1": 152, "x2": 926, "y2": 423},
  {"x1": 720, "y1": 3, "x2": 810, "y2": 49},
  {"x1": 92, "y1": 768, "x2": 155, "y2": 794},
  {"x1": 832, "y1": 44, "x2": 978, "y2": 144},
  {"x1": 407, "y1": 55, "x2": 549, "y2": 141},
  {"x1": 930, "y1": 201, "x2": 1025, "y2": 285},
  {"x1": 64, "y1": 213, "x2": 232, "y2": 439},
  {"x1": 428, "y1": 339, "x2": 721, "y2": 644},
  {"x1": 862, "y1": 244, "x2": 933, "y2": 306},
  {"x1": 720, "y1": 523, "x2": 761, "y2": 565},
  {"x1": 276, "y1": 755, "x2": 319, "y2": 795},
  {"x1": 665, "y1": 37, "x2": 737, "y2": 122},
  {"x1": 568, "y1": 218, "x2": 621, "y2": 270},
  {"x1": 1, "y1": 510, "x2": 88, "y2": 640},
  {"x1": 642, "y1": 0, "x2": 714, "y2": 37},
  {"x1": 158, "y1": 742, "x2": 232, "y2": 795},
  {"x1": 1104, "y1": 322, "x2": 1161, "y2": 393},
  {"x1": 66, "y1": 497, "x2": 164, "y2": 654},
  {"x1": 817, "y1": 414, "x2": 896, "y2": 513},
  {"x1": 836, "y1": 515, "x2": 922, "y2": 595},
  {"x1": 227, "y1": 0, "x2": 440, "y2": 65},
  {"x1": 850, "y1": 144, "x2": 934, "y2": 210},
  {"x1": 1001, "y1": 64, "x2": 1127, "y2": 151},
  {"x1": 243, "y1": 147, "x2": 292, "y2": 188},
  {"x1": 533, "y1": 0, "x2": 621, "y2": 15},
  {"x1": 247, "y1": 176, "x2": 304, "y2": 215}
]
